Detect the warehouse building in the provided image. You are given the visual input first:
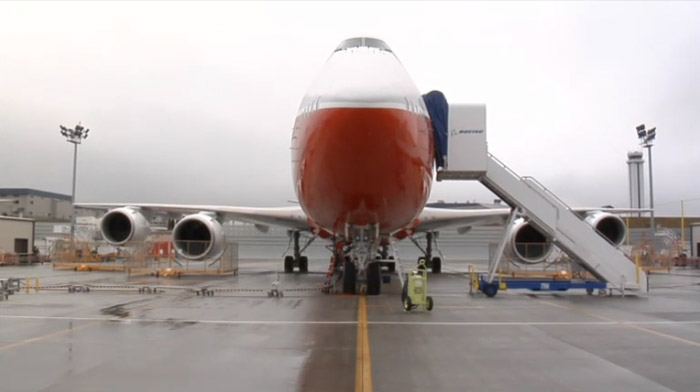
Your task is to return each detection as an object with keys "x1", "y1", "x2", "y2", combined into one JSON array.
[
  {"x1": 0, "y1": 188, "x2": 72, "y2": 220},
  {"x1": 0, "y1": 216, "x2": 35, "y2": 256},
  {"x1": 692, "y1": 223, "x2": 700, "y2": 258}
]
